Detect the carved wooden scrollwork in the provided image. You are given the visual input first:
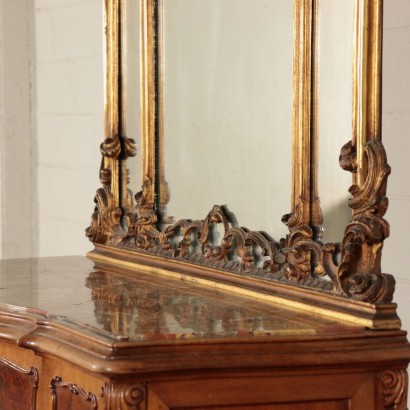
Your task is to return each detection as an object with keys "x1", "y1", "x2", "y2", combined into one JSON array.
[
  {"x1": 125, "y1": 177, "x2": 159, "y2": 249},
  {"x1": 377, "y1": 370, "x2": 408, "y2": 410},
  {"x1": 86, "y1": 184, "x2": 122, "y2": 245},
  {"x1": 50, "y1": 376, "x2": 98, "y2": 410},
  {"x1": 157, "y1": 205, "x2": 285, "y2": 274},
  {"x1": 102, "y1": 383, "x2": 146, "y2": 410},
  {"x1": 335, "y1": 139, "x2": 395, "y2": 302},
  {"x1": 123, "y1": 203, "x2": 334, "y2": 292},
  {"x1": 87, "y1": 137, "x2": 394, "y2": 304},
  {"x1": 102, "y1": 138, "x2": 395, "y2": 302},
  {"x1": 86, "y1": 135, "x2": 137, "y2": 245},
  {"x1": 281, "y1": 204, "x2": 325, "y2": 282}
]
